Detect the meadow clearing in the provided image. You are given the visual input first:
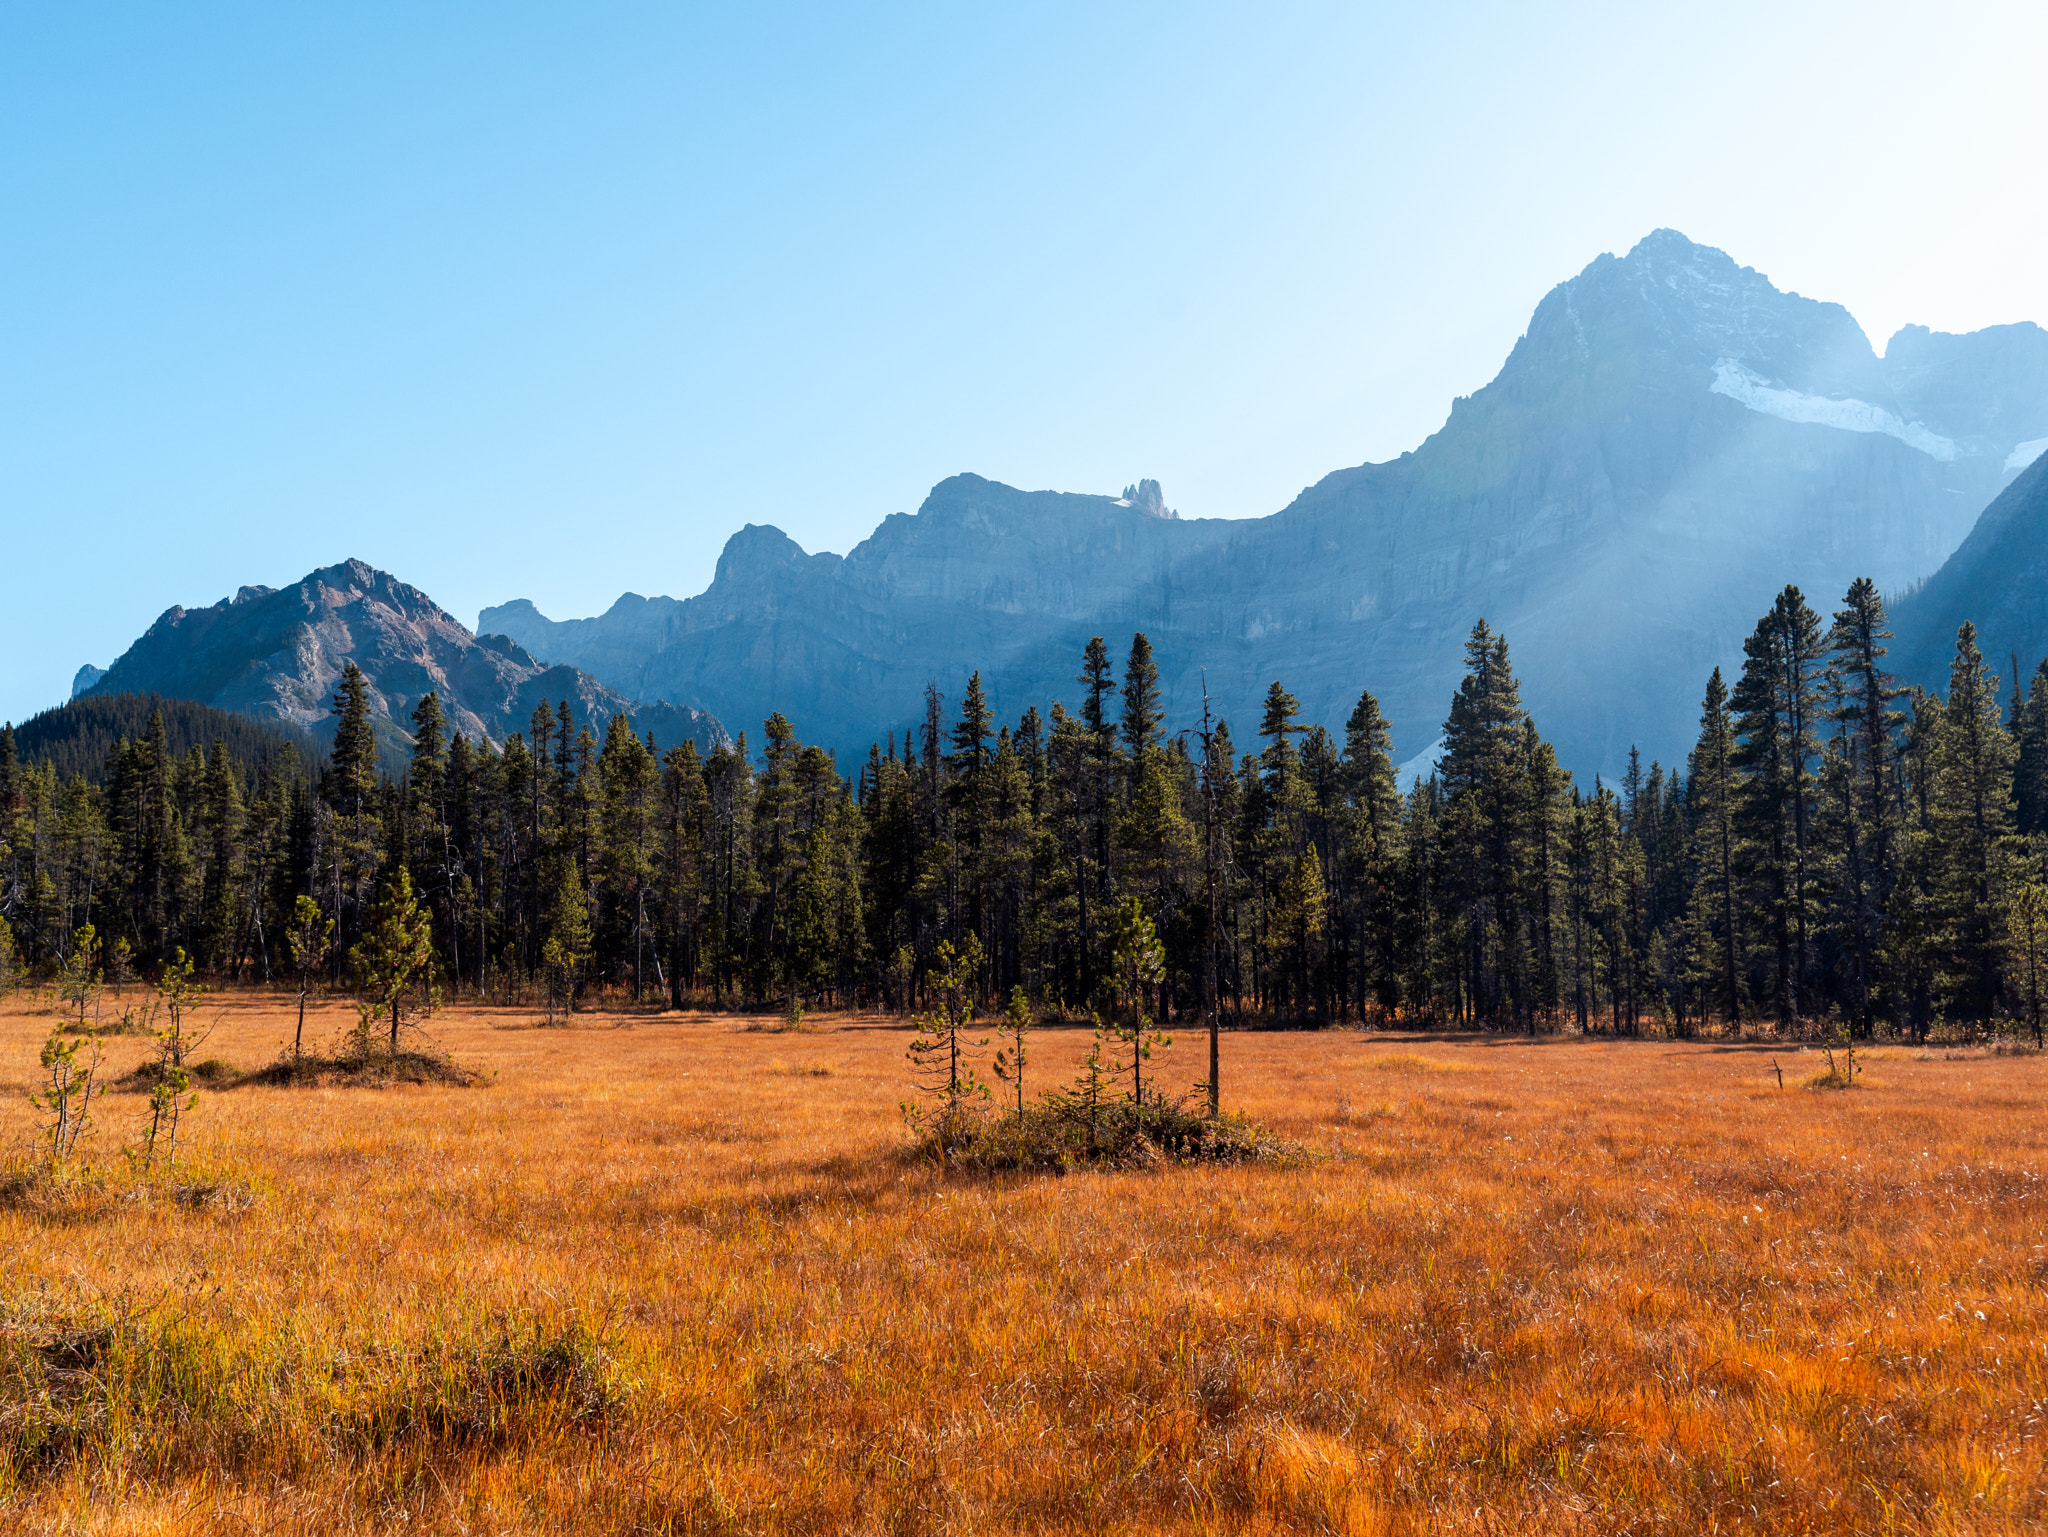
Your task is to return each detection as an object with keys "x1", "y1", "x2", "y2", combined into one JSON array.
[{"x1": 0, "y1": 989, "x2": 2041, "y2": 1535}]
